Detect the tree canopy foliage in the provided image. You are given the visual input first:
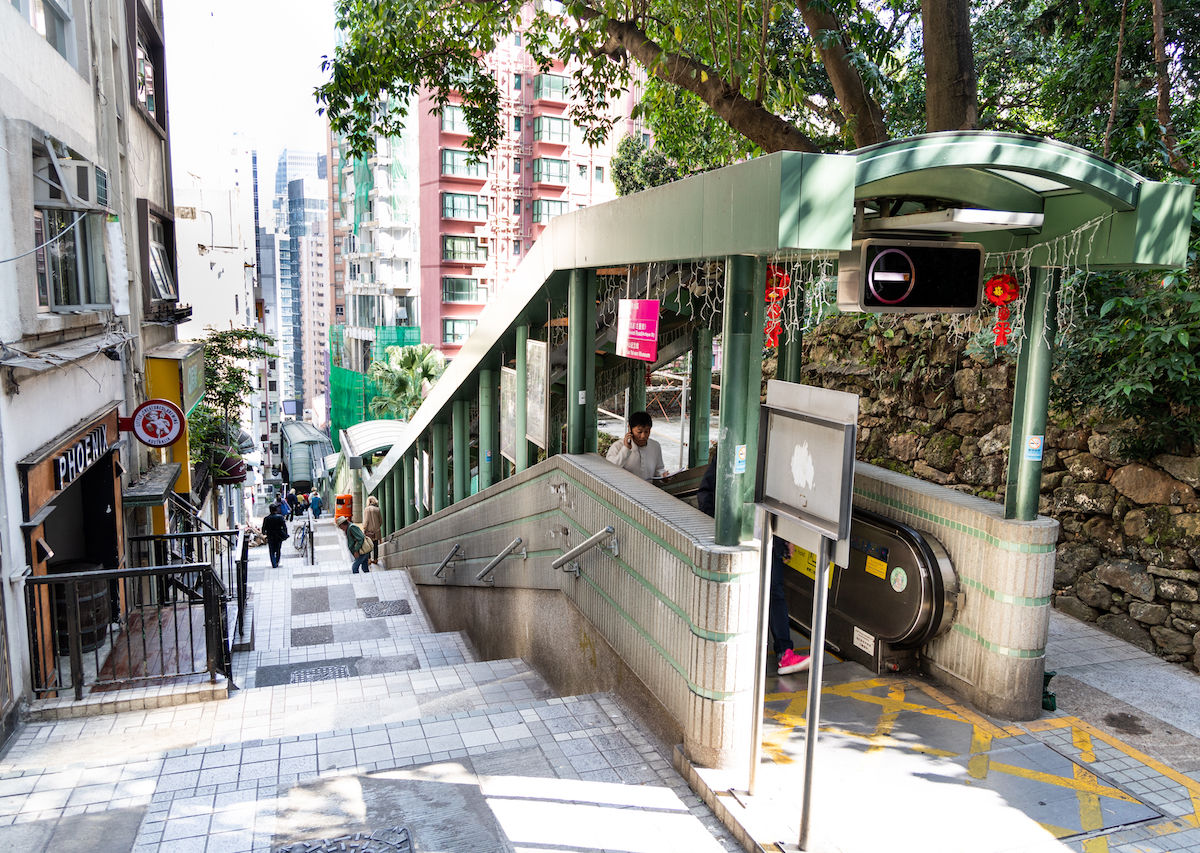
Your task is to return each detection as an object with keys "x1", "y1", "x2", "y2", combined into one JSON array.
[
  {"x1": 366, "y1": 344, "x2": 446, "y2": 421},
  {"x1": 188, "y1": 329, "x2": 275, "y2": 477}
]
